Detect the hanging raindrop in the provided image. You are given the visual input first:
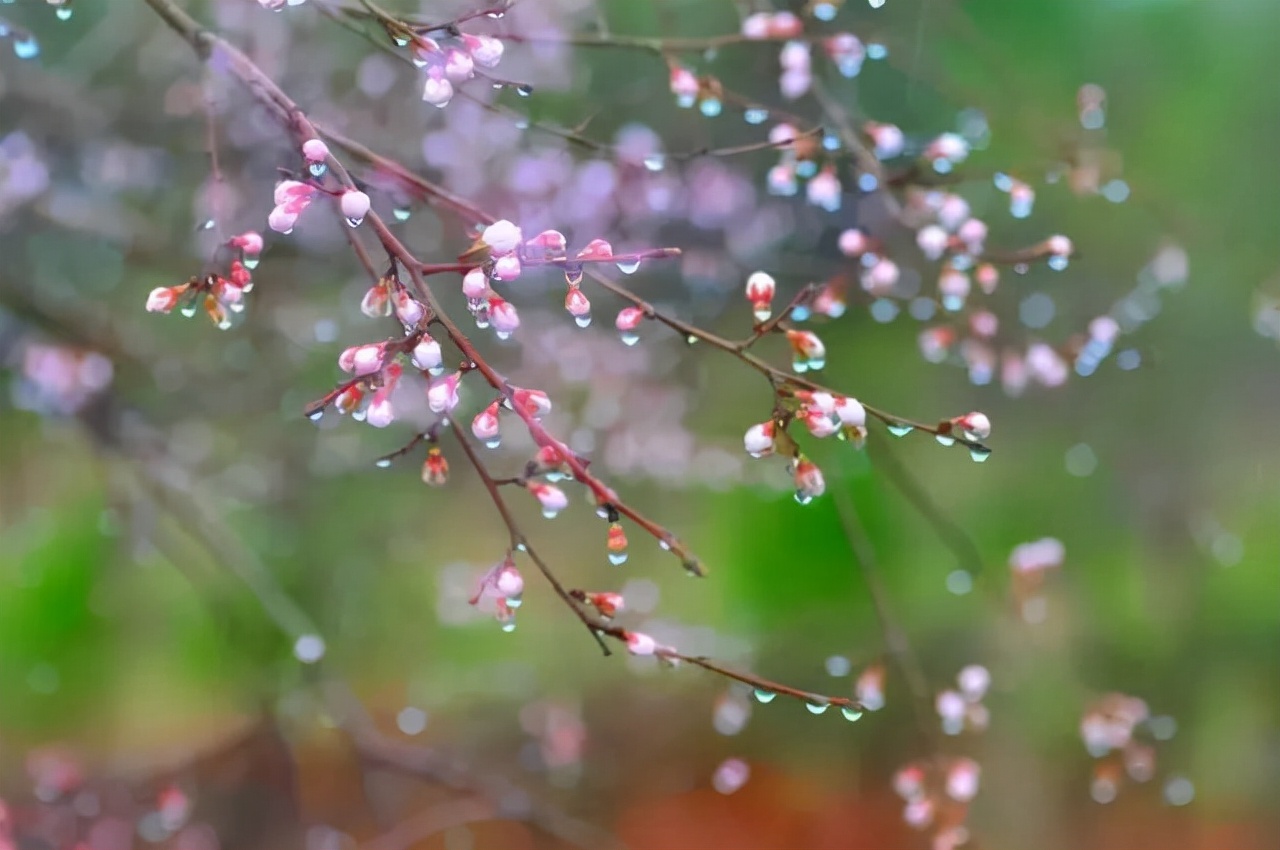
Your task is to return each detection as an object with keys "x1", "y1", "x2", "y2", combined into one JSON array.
[
  {"x1": 805, "y1": 701, "x2": 831, "y2": 715},
  {"x1": 969, "y1": 446, "x2": 992, "y2": 463},
  {"x1": 308, "y1": 162, "x2": 327, "y2": 178},
  {"x1": 375, "y1": 458, "x2": 392, "y2": 468},
  {"x1": 887, "y1": 423, "x2": 915, "y2": 437},
  {"x1": 752, "y1": 689, "x2": 777, "y2": 704},
  {"x1": 840, "y1": 706, "x2": 864, "y2": 722},
  {"x1": 616, "y1": 259, "x2": 641, "y2": 275}
]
